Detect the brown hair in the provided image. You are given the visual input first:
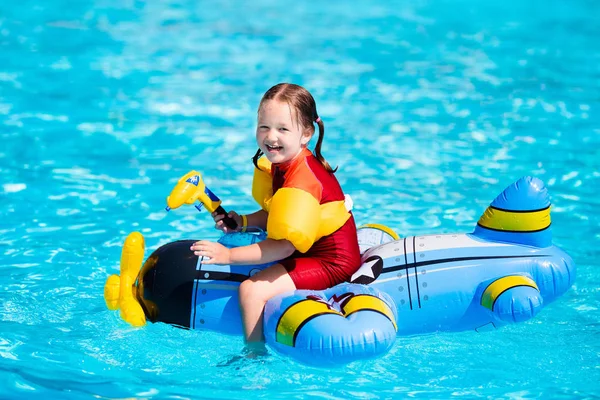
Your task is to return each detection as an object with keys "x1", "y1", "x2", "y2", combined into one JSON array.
[{"x1": 252, "y1": 83, "x2": 337, "y2": 173}]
